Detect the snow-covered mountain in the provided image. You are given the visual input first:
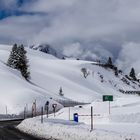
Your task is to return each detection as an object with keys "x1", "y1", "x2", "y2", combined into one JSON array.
[
  {"x1": 29, "y1": 44, "x2": 65, "y2": 59},
  {"x1": 0, "y1": 44, "x2": 140, "y2": 115}
]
